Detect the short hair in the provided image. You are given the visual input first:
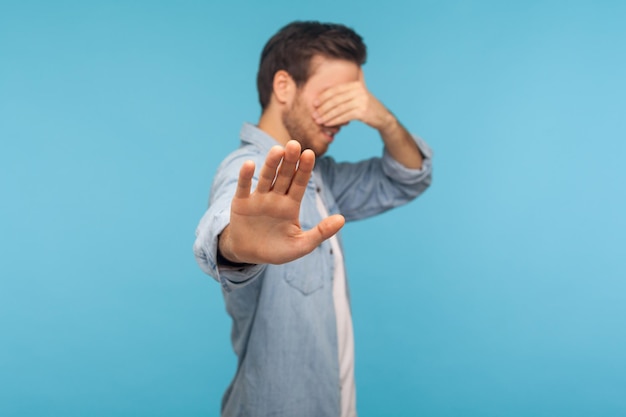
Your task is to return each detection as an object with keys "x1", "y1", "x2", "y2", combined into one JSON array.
[{"x1": 256, "y1": 21, "x2": 367, "y2": 110}]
